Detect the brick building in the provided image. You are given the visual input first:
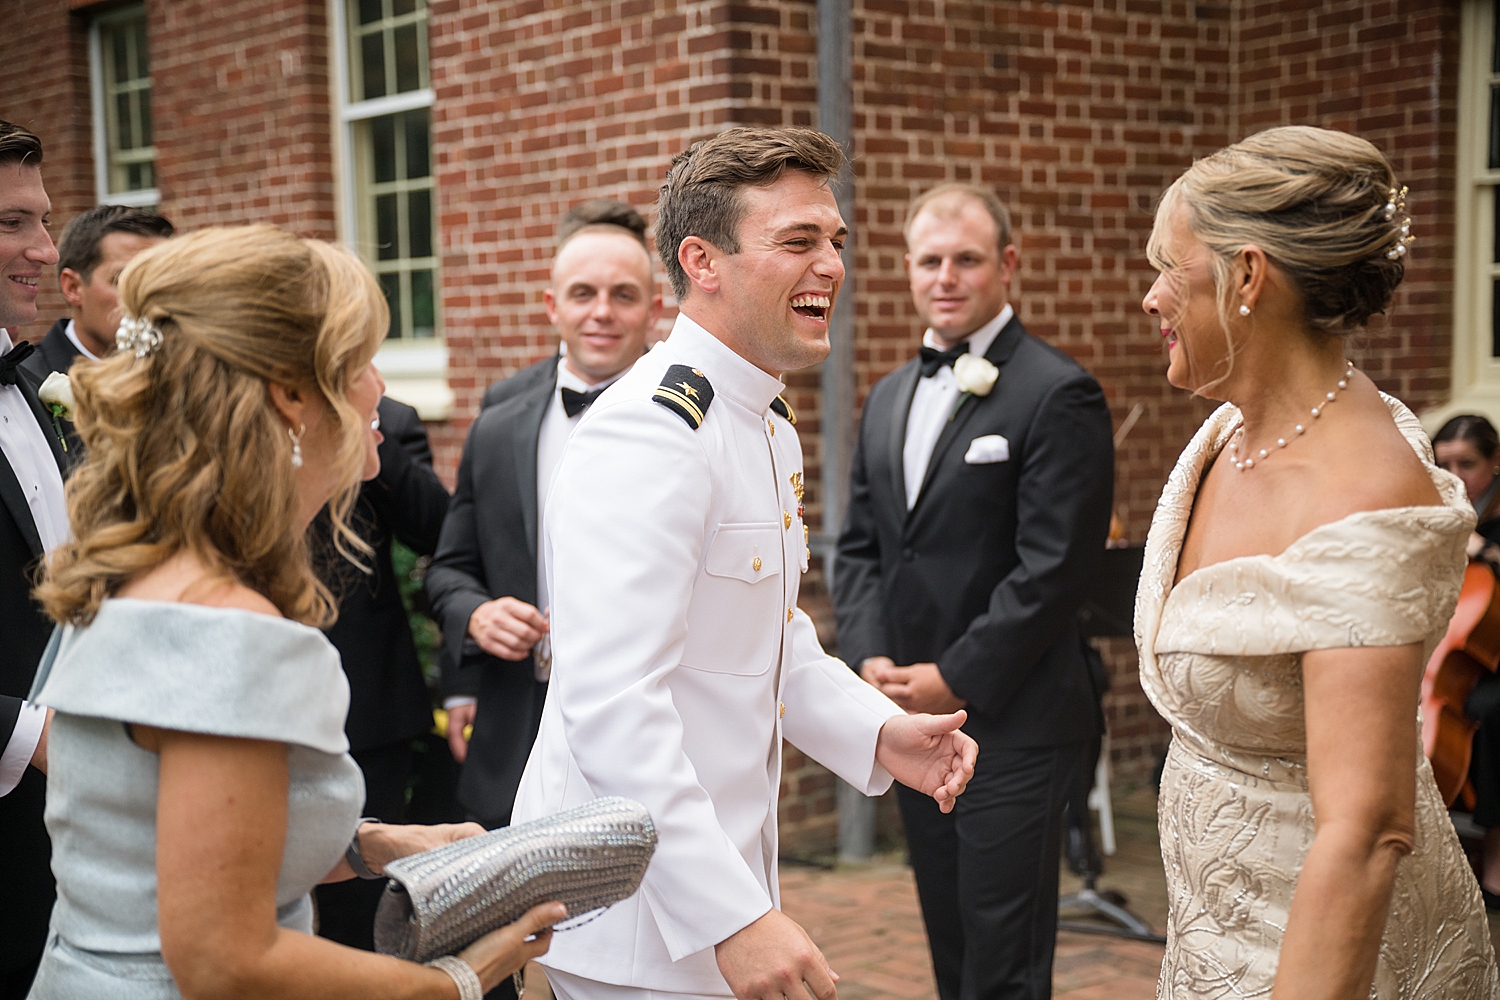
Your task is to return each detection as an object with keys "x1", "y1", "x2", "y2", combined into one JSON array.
[{"x1": 1, "y1": 0, "x2": 1482, "y2": 851}]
